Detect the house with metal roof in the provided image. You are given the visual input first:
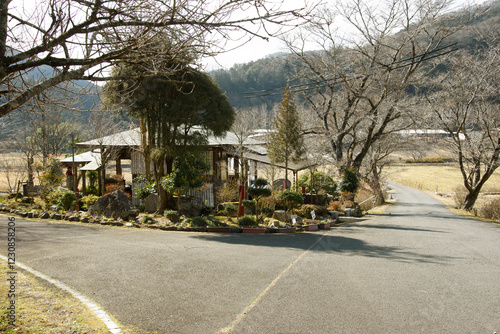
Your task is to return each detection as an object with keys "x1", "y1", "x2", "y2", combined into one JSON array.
[{"x1": 69, "y1": 127, "x2": 314, "y2": 208}]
